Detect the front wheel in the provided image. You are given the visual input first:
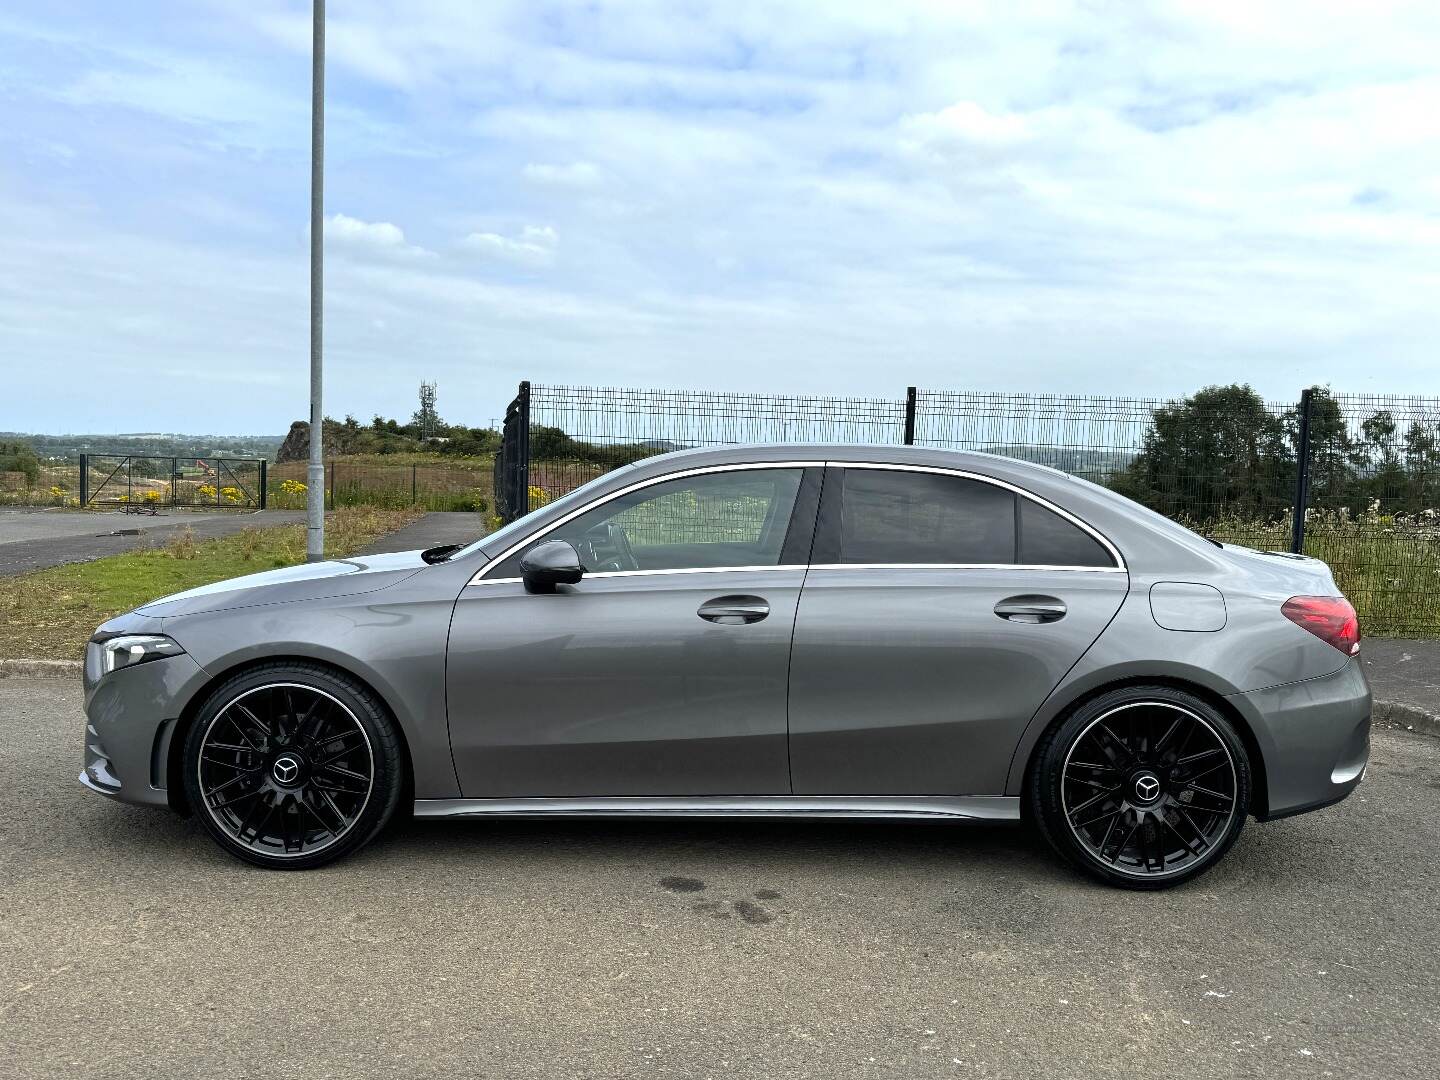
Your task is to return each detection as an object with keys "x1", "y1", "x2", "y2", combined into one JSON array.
[
  {"x1": 1029, "y1": 686, "x2": 1251, "y2": 889},
  {"x1": 183, "y1": 662, "x2": 404, "y2": 870}
]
